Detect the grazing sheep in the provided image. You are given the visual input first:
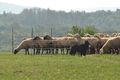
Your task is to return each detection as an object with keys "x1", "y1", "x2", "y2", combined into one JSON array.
[
  {"x1": 14, "y1": 37, "x2": 41, "y2": 55},
  {"x1": 44, "y1": 34, "x2": 78, "y2": 54},
  {"x1": 14, "y1": 38, "x2": 34, "y2": 54},
  {"x1": 33, "y1": 36, "x2": 53, "y2": 54},
  {"x1": 100, "y1": 37, "x2": 120, "y2": 54},
  {"x1": 22, "y1": 38, "x2": 31, "y2": 54},
  {"x1": 69, "y1": 41, "x2": 90, "y2": 56},
  {"x1": 21, "y1": 38, "x2": 40, "y2": 55}
]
